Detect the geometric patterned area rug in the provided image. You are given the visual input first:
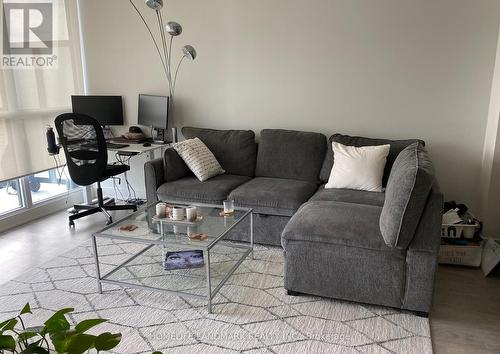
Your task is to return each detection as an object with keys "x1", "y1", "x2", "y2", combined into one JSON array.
[{"x1": 0, "y1": 239, "x2": 433, "y2": 353}]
